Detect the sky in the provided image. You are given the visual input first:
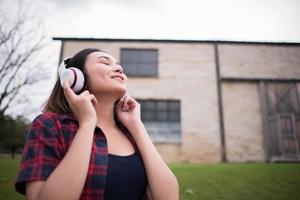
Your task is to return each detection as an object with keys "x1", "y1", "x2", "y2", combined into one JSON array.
[
  {"x1": 44, "y1": 0, "x2": 300, "y2": 42},
  {"x1": 1, "y1": 0, "x2": 300, "y2": 120}
]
